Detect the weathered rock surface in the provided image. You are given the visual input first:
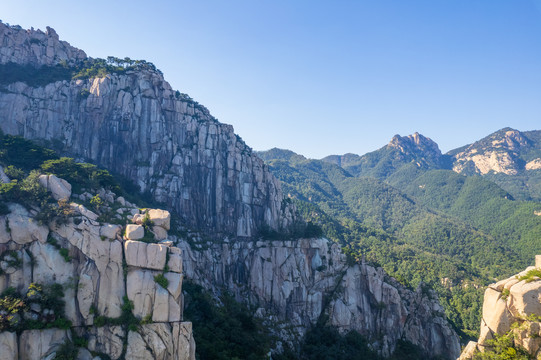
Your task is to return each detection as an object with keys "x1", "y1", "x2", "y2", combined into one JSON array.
[
  {"x1": 178, "y1": 237, "x2": 460, "y2": 358},
  {"x1": 0, "y1": 177, "x2": 194, "y2": 359},
  {"x1": 458, "y1": 258, "x2": 541, "y2": 359},
  {"x1": 0, "y1": 23, "x2": 86, "y2": 66},
  {"x1": 38, "y1": 174, "x2": 72, "y2": 200},
  {"x1": 0, "y1": 22, "x2": 294, "y2": 238},
  {"x1": 452, "y1": 129, "x2": 532, "y2": 176}
]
